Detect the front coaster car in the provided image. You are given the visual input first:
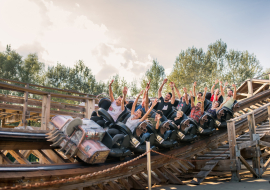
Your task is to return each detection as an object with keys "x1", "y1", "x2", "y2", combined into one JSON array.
[{"x1": 47, "y1": 115, "x2": 110, "y2": 164}]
